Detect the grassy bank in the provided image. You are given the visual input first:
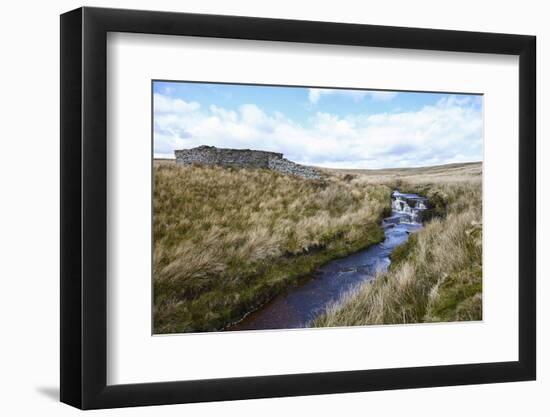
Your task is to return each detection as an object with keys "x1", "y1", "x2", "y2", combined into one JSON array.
[
  {"x1": 154, "y1": 162, "x2": 391, "y2": 333},
  {"x1": 314, "y1": 164, "x2": 482, "y2": 327}
]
